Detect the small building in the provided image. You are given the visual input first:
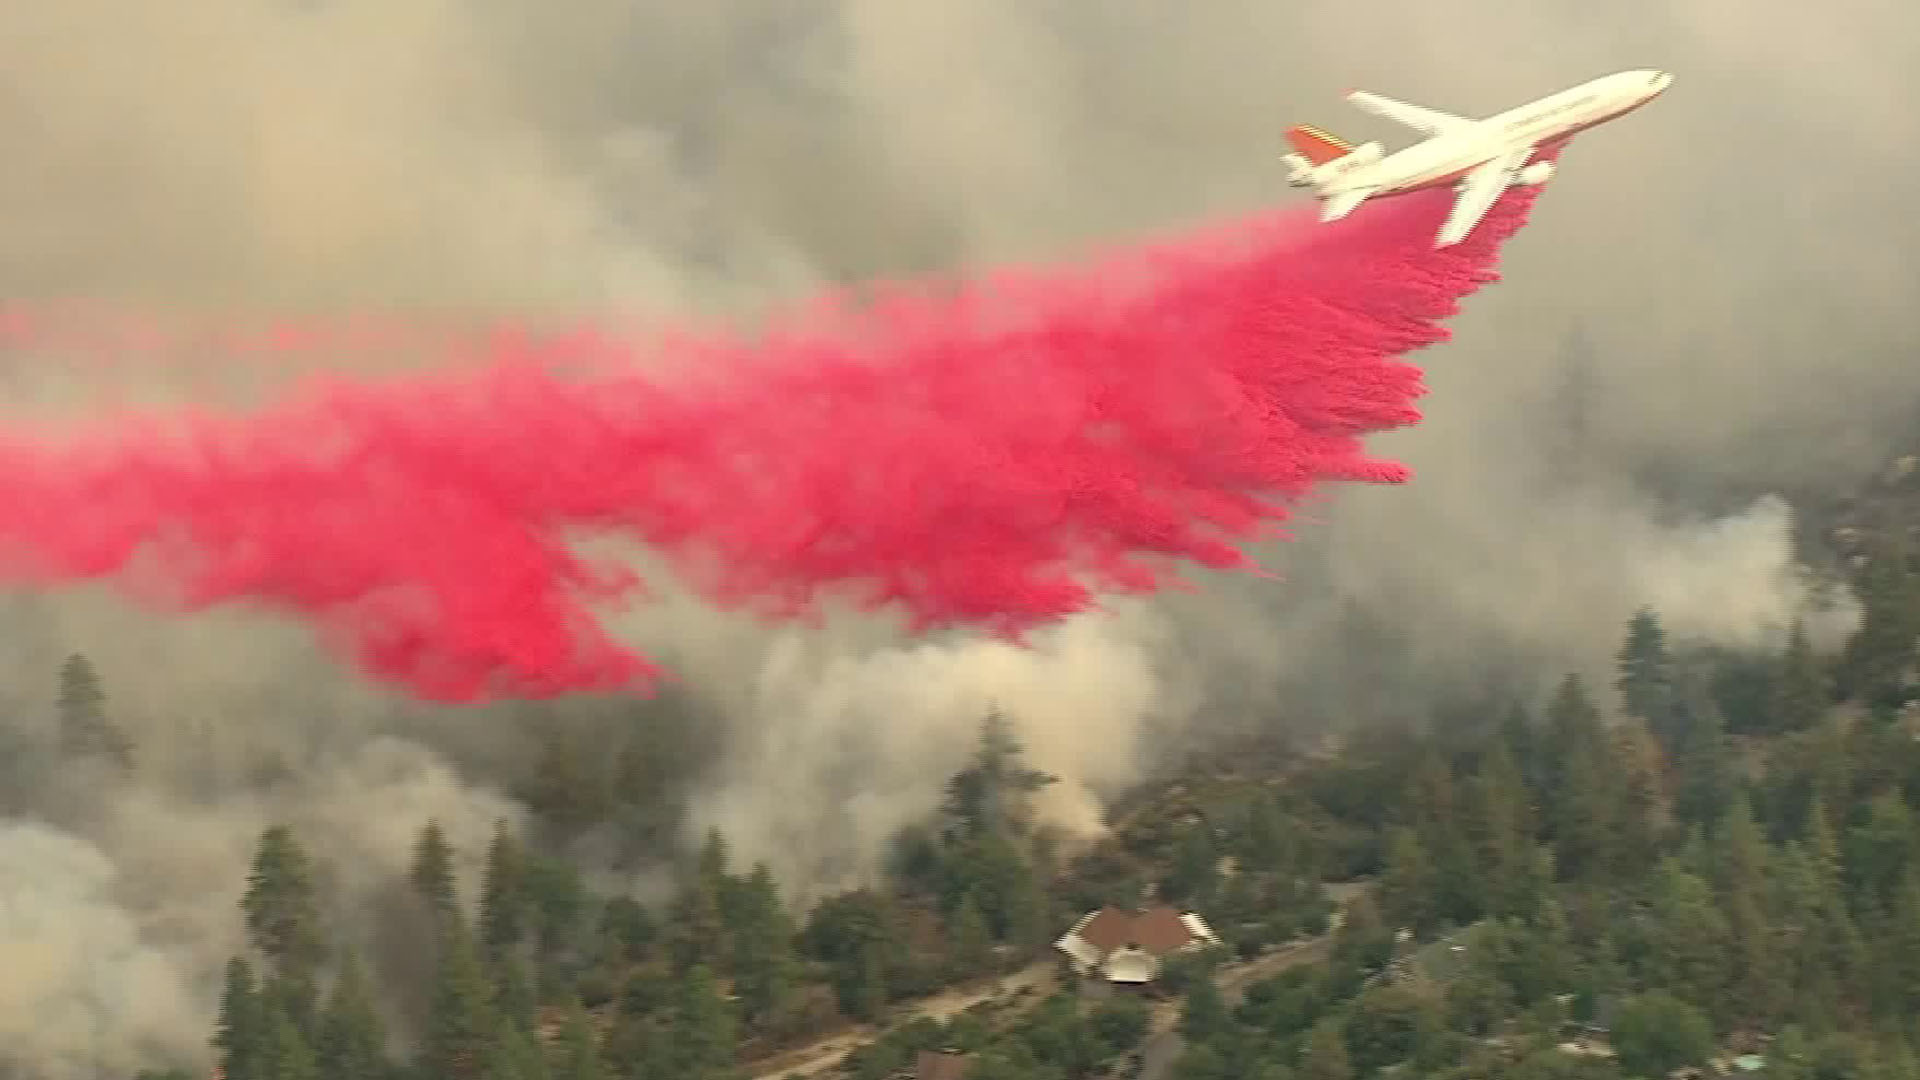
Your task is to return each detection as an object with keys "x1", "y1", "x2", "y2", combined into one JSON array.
[{"x1": 1053, "y1": 905, "x2": 1221, "y2": 984}]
